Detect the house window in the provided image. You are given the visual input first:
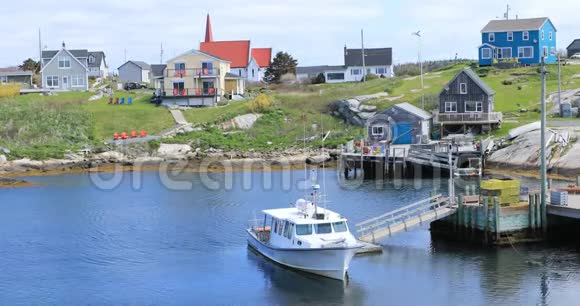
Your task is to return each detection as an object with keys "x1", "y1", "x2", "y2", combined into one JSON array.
[
  {"x1": 371, "y1": 126, "x2": 384, "y2": 136},
  {"x1": 327, "y1": 73, "x2": 345, "y2": 80},
  {"x1": 252, "y1": 69, "x2": 255, "y2": 78},
  {"x1": 541, "y1": 31, "x2": 545, "y2": 40},
  {"x1": 351, "y1": 68, "x2": 361, "y2": 75},
  {"x1": 549, "y1": 32, "x2": 553, "y2": 41},
  {"x1": 46, "y1": 76, "x2": 59, "y2": 87},
  {"x1": 523, "y1": 31, "x2": 529, "y2": 41},
  {"x1": 376, "y1": 67, "x2": 387, "y2": 74},
  {"x1": 89, "y1": 56, "x2": 95, "y2": 64},
  {"x1": 58, "y1": 56, "x2": 71, "y2": 69},
  {"x1": 174, "y1": 62, "x2": 185, "y2": 71},
  {"x1": 459, "y1": 83, "x2": 468, "y2": 94},
  {"x1": 172, "y1": 81, "x2": 185, "y2": 95},
  {"x1": 482, "y1": 48, "x2": 492, "y2": 59},
  {"x1": 518, "y1": 47, "x2": 534, "y2": 59},
  {"x1": 543, "y1": 46, "x2": 549, "y2": 57},
  {"x1": 366, "y1": 68, "x2": 372, "y2": 74},
  {"x1": 0, "y1": 76, "x2": 7, "y2": 83},
  {"x1": 71, "y1": 75, "x2": 85, "y2": 87},
  {"x1": 238, "y1": 70, "x2": 241, "y2": 76},
  {"x1": 488, "y1": 33, "x2": 495, "y2": 42},
  {"x1": 465, "y1": 101, "x2": 483, "y2": 113},
  {"x1": 507, "y1": 32, "x2": 513, "y2": 41},
  {"x1": 551, "y1": 47, "x2": 556, "y2": 56},
  {"x1": 445, "y1": 102, "x2": 457, "y2": 113},
  {"x1": 497, "y1": 47, "x2": 512, "y2": 59}
]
